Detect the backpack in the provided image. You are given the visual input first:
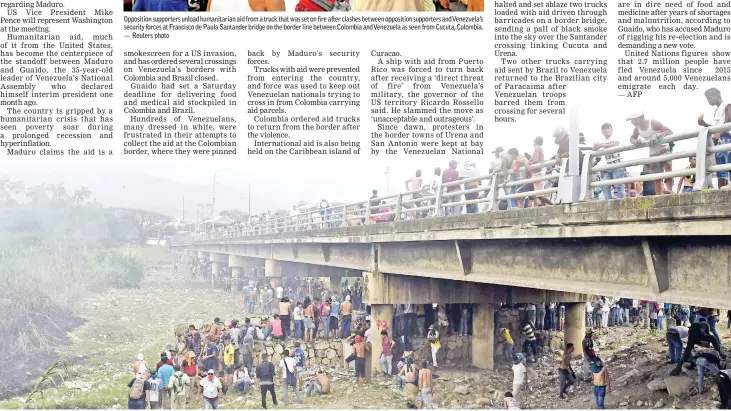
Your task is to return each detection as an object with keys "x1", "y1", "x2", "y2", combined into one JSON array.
[
  {"x1": 129, "y1": 377, "x2": 146, "y2": 400},
  {"x1": 284, "y1": 359, "x2": 297, "y2": 387},
  {"x1": 171, "y1": 373, "x2": 184, "y2": 396}
]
